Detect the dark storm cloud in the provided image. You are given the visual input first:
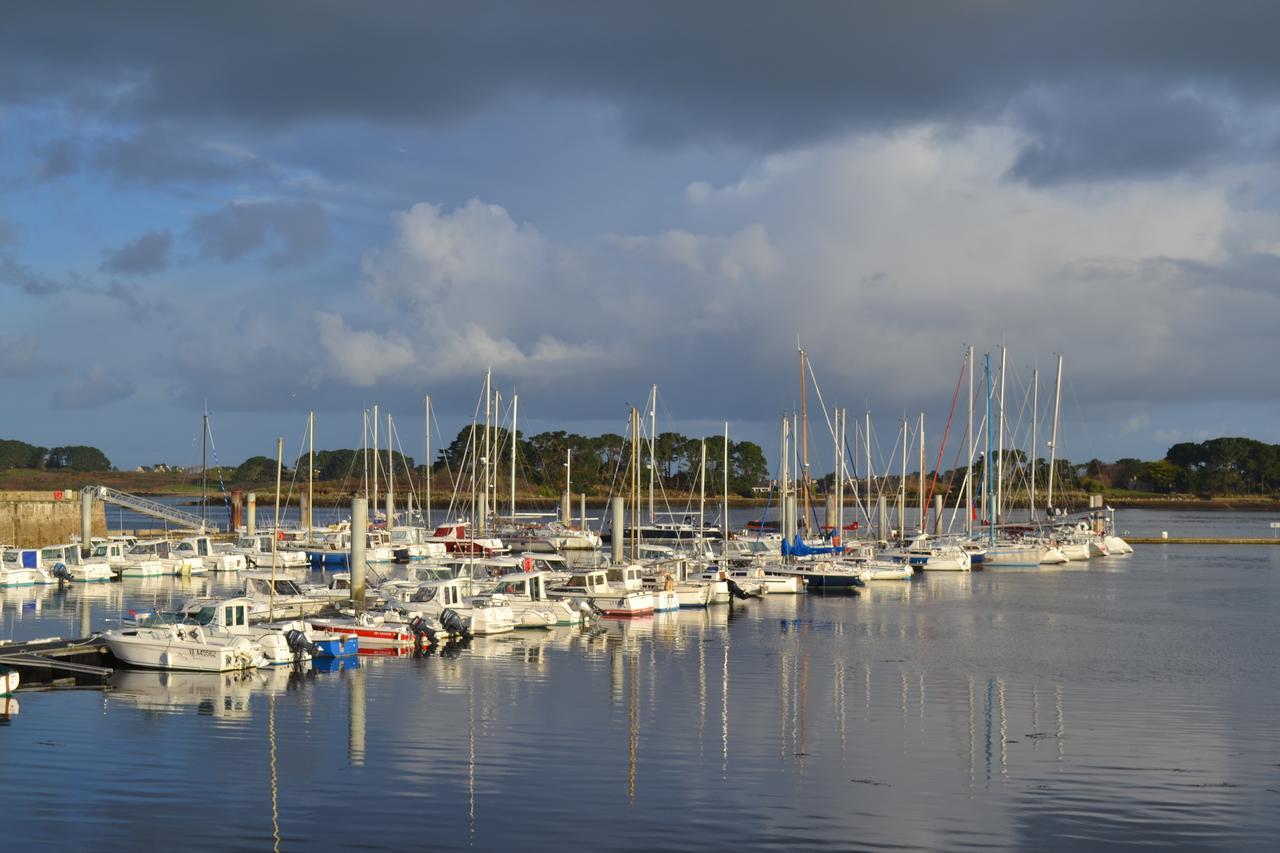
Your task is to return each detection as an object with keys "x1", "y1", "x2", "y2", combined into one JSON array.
[
  {"x1": 50, "y1": 366, "x2": 137, "y2": 411},
  {"x1": 190, "y1": 200, "x2": 332, "y2": 267},
  {"x1": 1007, "y1": 86, "x2": 1237, "y2": 185},
  {"x1": 100, "y1": 229, "x2": 171, "y2": 275},
  {"x1": 3, "y1": 2, "x2": 1279, "y2": 180}
]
